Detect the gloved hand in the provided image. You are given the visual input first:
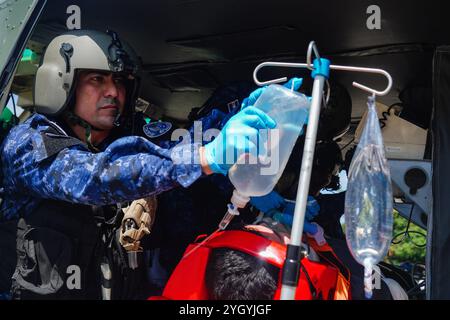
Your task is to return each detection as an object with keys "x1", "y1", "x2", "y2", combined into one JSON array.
[
  {"x1": 282, "y1": 196, "x2": 320, "y2": 221},
  {"x1": 272, "y1": 196, "x2": 321, "y2": 234},
  {"x1": 204, "y1": 106, "x2": 276, "y2": 175},
  {"x1": 272, "y1": 212, "x2": 319, "y2": 235},
  {"x1": 241, "y1": 77, "x2": 303, "y2": 110},
  {"x1": 242, "y1": 77, "x2": 307, "y2": 137},
  {"x1": 250, "y1": 190, "x2": 286, "y2": 214}
]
